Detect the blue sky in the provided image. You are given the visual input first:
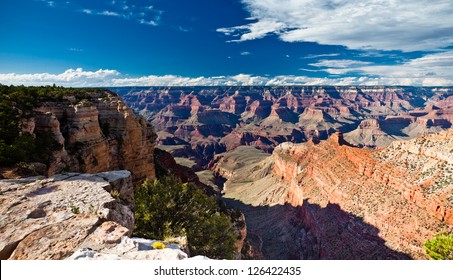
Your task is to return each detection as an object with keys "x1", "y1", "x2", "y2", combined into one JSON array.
[{"x1": 0, "y1": 0, "x2": 452, "y2": 86}]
